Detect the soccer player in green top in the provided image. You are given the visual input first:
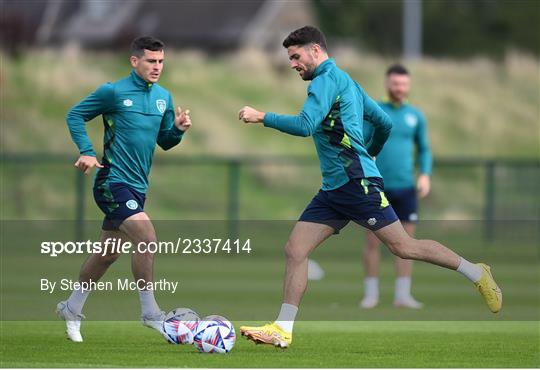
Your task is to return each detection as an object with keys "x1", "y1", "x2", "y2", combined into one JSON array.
[
  {"x1": 237, "y1": 26, "x2": 502, "y2": 348},
  {"x1": 57, "y1": 36, "x2": 192, "y2": 342},
  {"x1": 360, "y1": 64, "x2": 432, "y2": 309}
]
